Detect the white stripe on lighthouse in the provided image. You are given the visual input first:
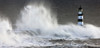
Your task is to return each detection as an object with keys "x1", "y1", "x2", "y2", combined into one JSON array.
[
  {"x1": 78, "y1": 16, "x2": 83, "y2": 19},
  {"x1": 78, "y1": 22, "x2": 84, "y2": 26},
  {"x1": 78, "y1": 11, "x2": 82, "y2": 14}
]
